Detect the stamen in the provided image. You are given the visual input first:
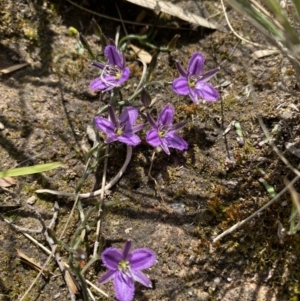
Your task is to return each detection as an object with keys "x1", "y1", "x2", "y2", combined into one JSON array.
[
  {"x1": 188, "y1": 74, "x2": 203, "y2": 88},
  {"x1": 158, "y1": 124, "x2": 171, "y2": 138},
  {"x1": 115, "y1": 122, "x2": 126, "y2": 136},
  {"x1": 100, "y1": 65, "x2": 123, "y2": 88},
  {"x1": 190, "y1": 74, "x2": 203, "y2": 81},
  {"x1": 118, "y1": 260, "x2": 130, "y2": 273}
]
